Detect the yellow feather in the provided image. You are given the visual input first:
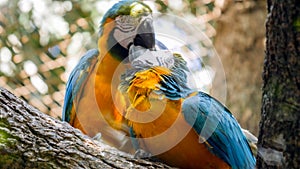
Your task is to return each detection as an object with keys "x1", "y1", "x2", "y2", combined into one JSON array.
[{"x1": 127, "y1": 67, "x2": 169, "y2": 111}]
